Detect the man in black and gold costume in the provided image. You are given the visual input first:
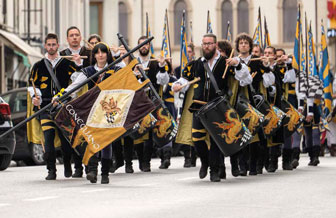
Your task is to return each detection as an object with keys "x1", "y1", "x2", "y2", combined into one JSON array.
[
  {"x1": 124, "y1": 36, "x2": 169, "y2": 173},
  {"x1": 173, "y1": 33, "x2": 251, "y2": 182},
  {"x1": 28, "y1": 33, "x2": 79, "y2": 180},
  {"x1": 59, "y1": 26, "x2": 92, "y2": 177}
]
